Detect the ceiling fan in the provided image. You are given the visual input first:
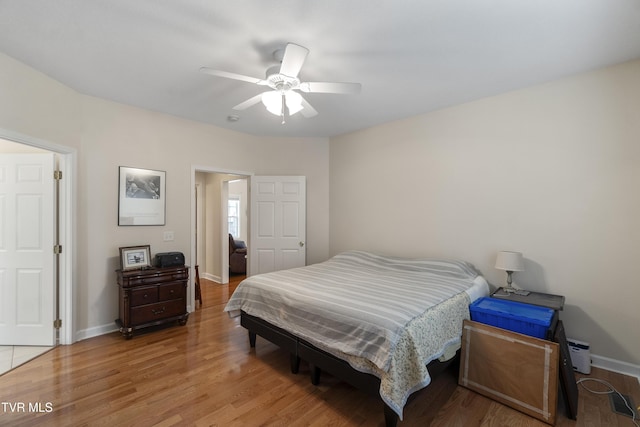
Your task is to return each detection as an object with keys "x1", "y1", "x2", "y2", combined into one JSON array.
[{"x1": 200, "y1": 43, "x2": 361, "y2": 123}]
